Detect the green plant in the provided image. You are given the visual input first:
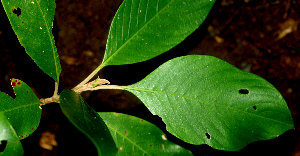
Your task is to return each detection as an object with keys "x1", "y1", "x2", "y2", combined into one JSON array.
[{"x1": 0, "y1": 0, "x2": 294, "y2": 155}]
